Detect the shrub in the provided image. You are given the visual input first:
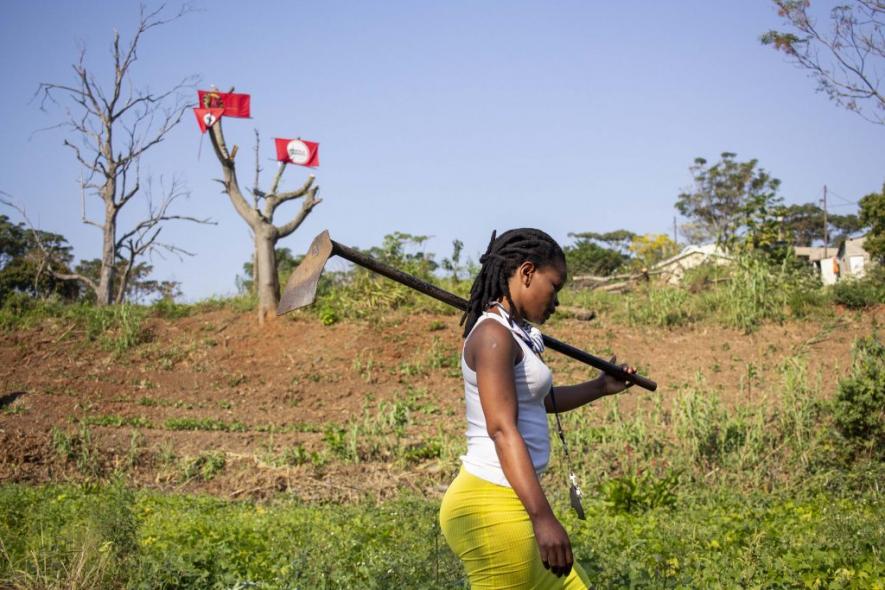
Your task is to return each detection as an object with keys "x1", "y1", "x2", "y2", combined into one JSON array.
[
  {"x1": 833, "y1": 334, "x2": 885, "y2": 458},
  {"x1": 681, "y1": 260, "x2": 730, "y2": 293},
  {"x1": 713, "y1": 254, "x2": 824, "y2": 333},
  {"x1": 599, "y1": 471, "x2": 679, "y2": 513},
  {"x1": 0, "y1": 480, "x2": 137, "y2": 590},
  {"x1": 181, "y1": 452, "x2": 227, "y2": 481},
  {"x1": 151, "y1": 297, "x2": 191, "y2": 319},
  {"x1": 831, "y1": 268, "x2": 885, "y2": 309},
  {"x1": 626, "y1": 286, "x2": 693, "y2": 328}
]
